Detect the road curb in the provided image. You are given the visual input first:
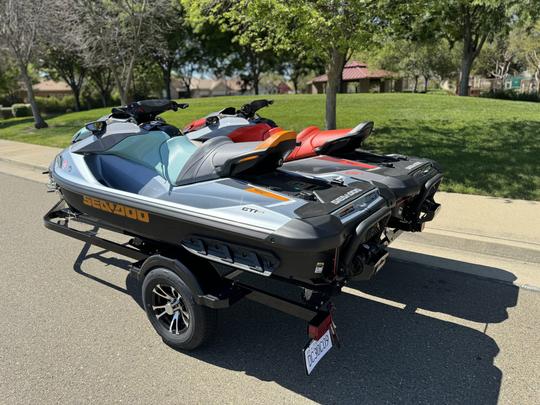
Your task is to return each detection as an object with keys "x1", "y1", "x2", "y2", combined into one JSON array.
[{"x1": 0, "y1": 155, "x2": 49, "y2": 172}]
